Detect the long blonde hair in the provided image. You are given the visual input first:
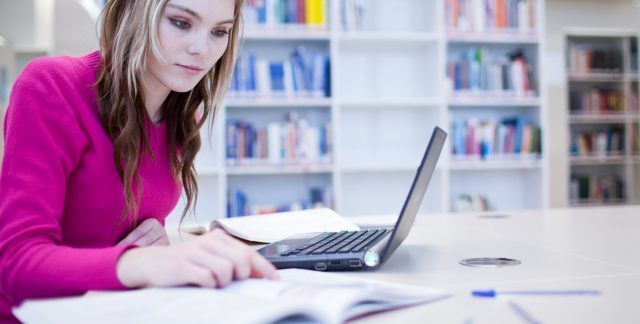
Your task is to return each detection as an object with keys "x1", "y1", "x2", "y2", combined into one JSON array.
[{"x1": 96, "y1": 0, "x2": 243, "y2": 226}]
